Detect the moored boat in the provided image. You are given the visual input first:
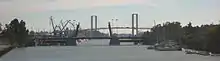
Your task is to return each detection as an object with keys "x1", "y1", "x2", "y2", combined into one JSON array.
[
  {"x1": 155, "y1": 46, "x2": 180, "y2": 51},
  {"x1": 147, "y1": 46, "x2": 155, "y2": 49}
]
